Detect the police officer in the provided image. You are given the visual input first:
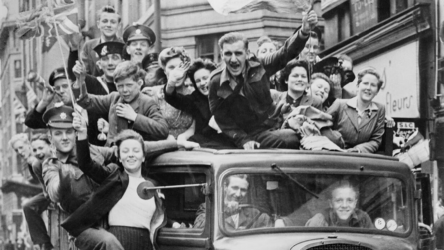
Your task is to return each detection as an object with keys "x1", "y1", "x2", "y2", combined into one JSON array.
[{"x1": 123, "y1": 23, "x2": 156, "y2": 64}]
